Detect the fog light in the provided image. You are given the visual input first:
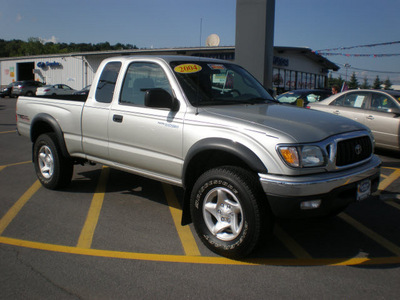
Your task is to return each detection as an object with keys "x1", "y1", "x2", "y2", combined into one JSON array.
[{"x1": 300, "y1": 200, "x2": 321, "y2": 210}]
